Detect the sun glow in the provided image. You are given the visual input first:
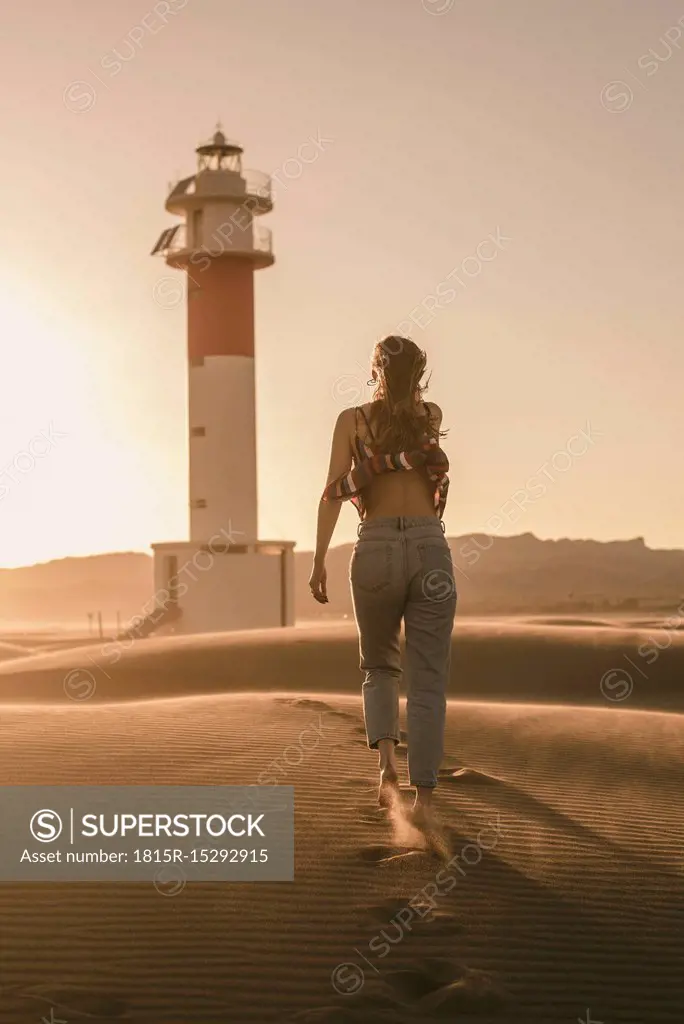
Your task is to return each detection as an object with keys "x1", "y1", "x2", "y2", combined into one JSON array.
[{"x1": 0, "y1": 283, "x2": 137, "y2": 568}]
